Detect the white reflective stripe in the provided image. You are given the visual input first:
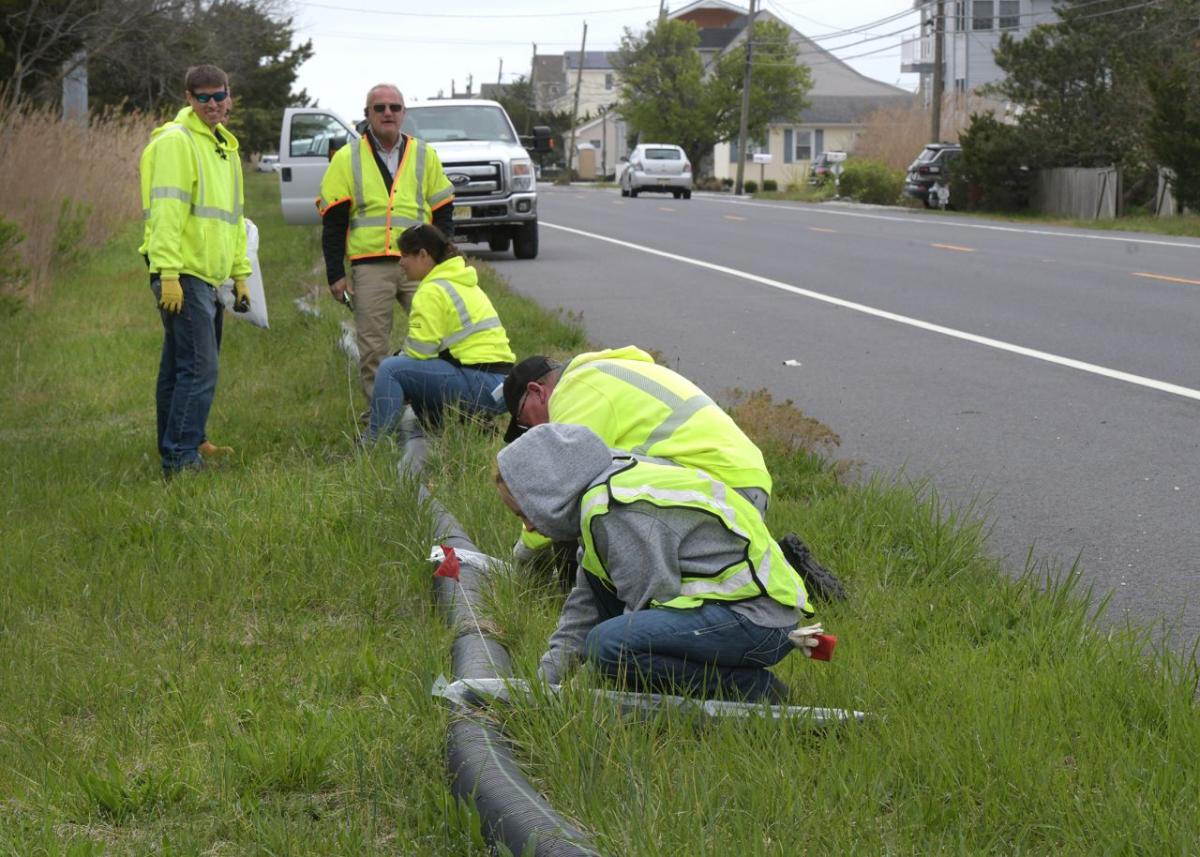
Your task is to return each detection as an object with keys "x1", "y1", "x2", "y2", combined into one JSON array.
[
  {"x1": 442, "y1": 317, "x2": 502, "y2": 349},
  {"x1": 679, "y1": 565, "x2": 756, "y2": 597},
  {"x1": 582, "y1": 362, "x2": 716, "y2": 455},
  {"x1": 413, "y1": 140, "x2": 427, "y2": 222},
  {"x1": 429, "y1": 186, "x2": 454, "y2": 207},
  {"x1": 427, "y1": 279, "x2": 504, "y2": 351},
  {"x1": 404, "y1": 337, "x2": 439, "y2": 355},
  {"x1": 150, "y1": 186, "x2": 191, "y2": 204}
]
